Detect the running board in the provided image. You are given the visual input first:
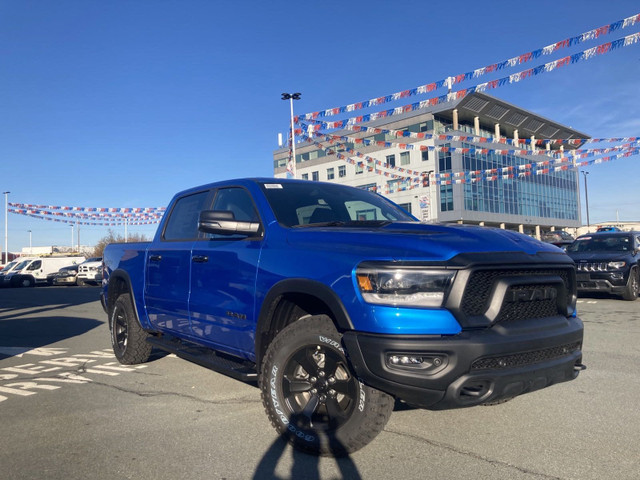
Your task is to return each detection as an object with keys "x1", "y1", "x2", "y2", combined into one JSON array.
[{"x1": 147, "y1": 336, "x2": 258, "y2": 382}]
